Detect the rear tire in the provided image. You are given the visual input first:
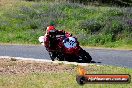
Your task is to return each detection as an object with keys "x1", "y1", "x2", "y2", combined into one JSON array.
[
  {"x1": 79, "y1": 49, "x2": 92, "y2": 63},
  {"x1": 83, "y1": 50, "x2": 92, "y2": 63}
]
